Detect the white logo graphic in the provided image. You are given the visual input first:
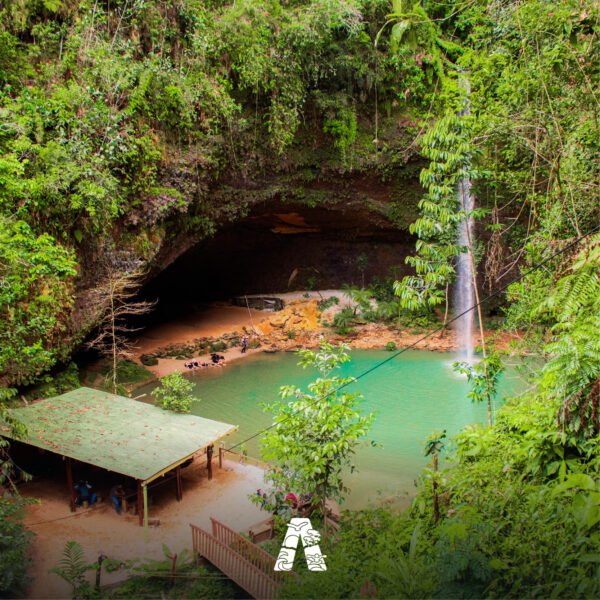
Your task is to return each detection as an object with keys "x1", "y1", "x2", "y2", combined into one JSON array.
[{"x1": 274, "y1": 518, "x2": 327, "y2": 572}]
